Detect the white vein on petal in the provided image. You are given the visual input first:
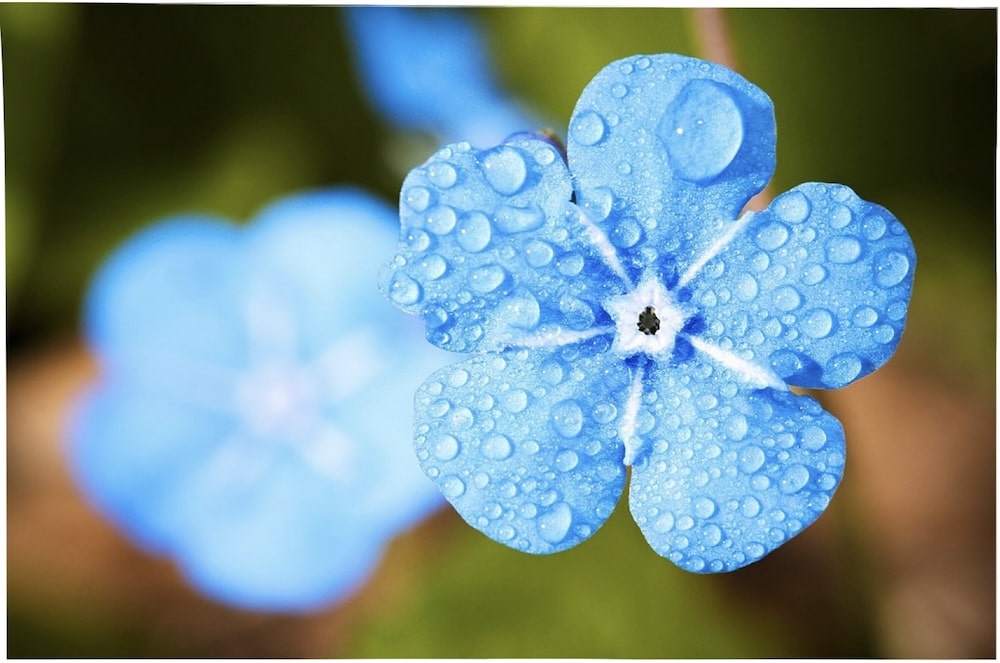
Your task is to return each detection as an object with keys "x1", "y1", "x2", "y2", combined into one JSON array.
[
  {"x1": 573, "y1": 205, "x2": 635, "y2": 290},
  {"x1": 619, "y1": 363, "x2": 646, "y2": 466},
  {"x1": 688, "y1": 336, "x2": 786, "y2": 391},
  {"x1": 677, "y1": 211, "x2": 755, "y2": 289},
  {"x1": 513, "y1": 326, "x2": 615, "y2": 349}
]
